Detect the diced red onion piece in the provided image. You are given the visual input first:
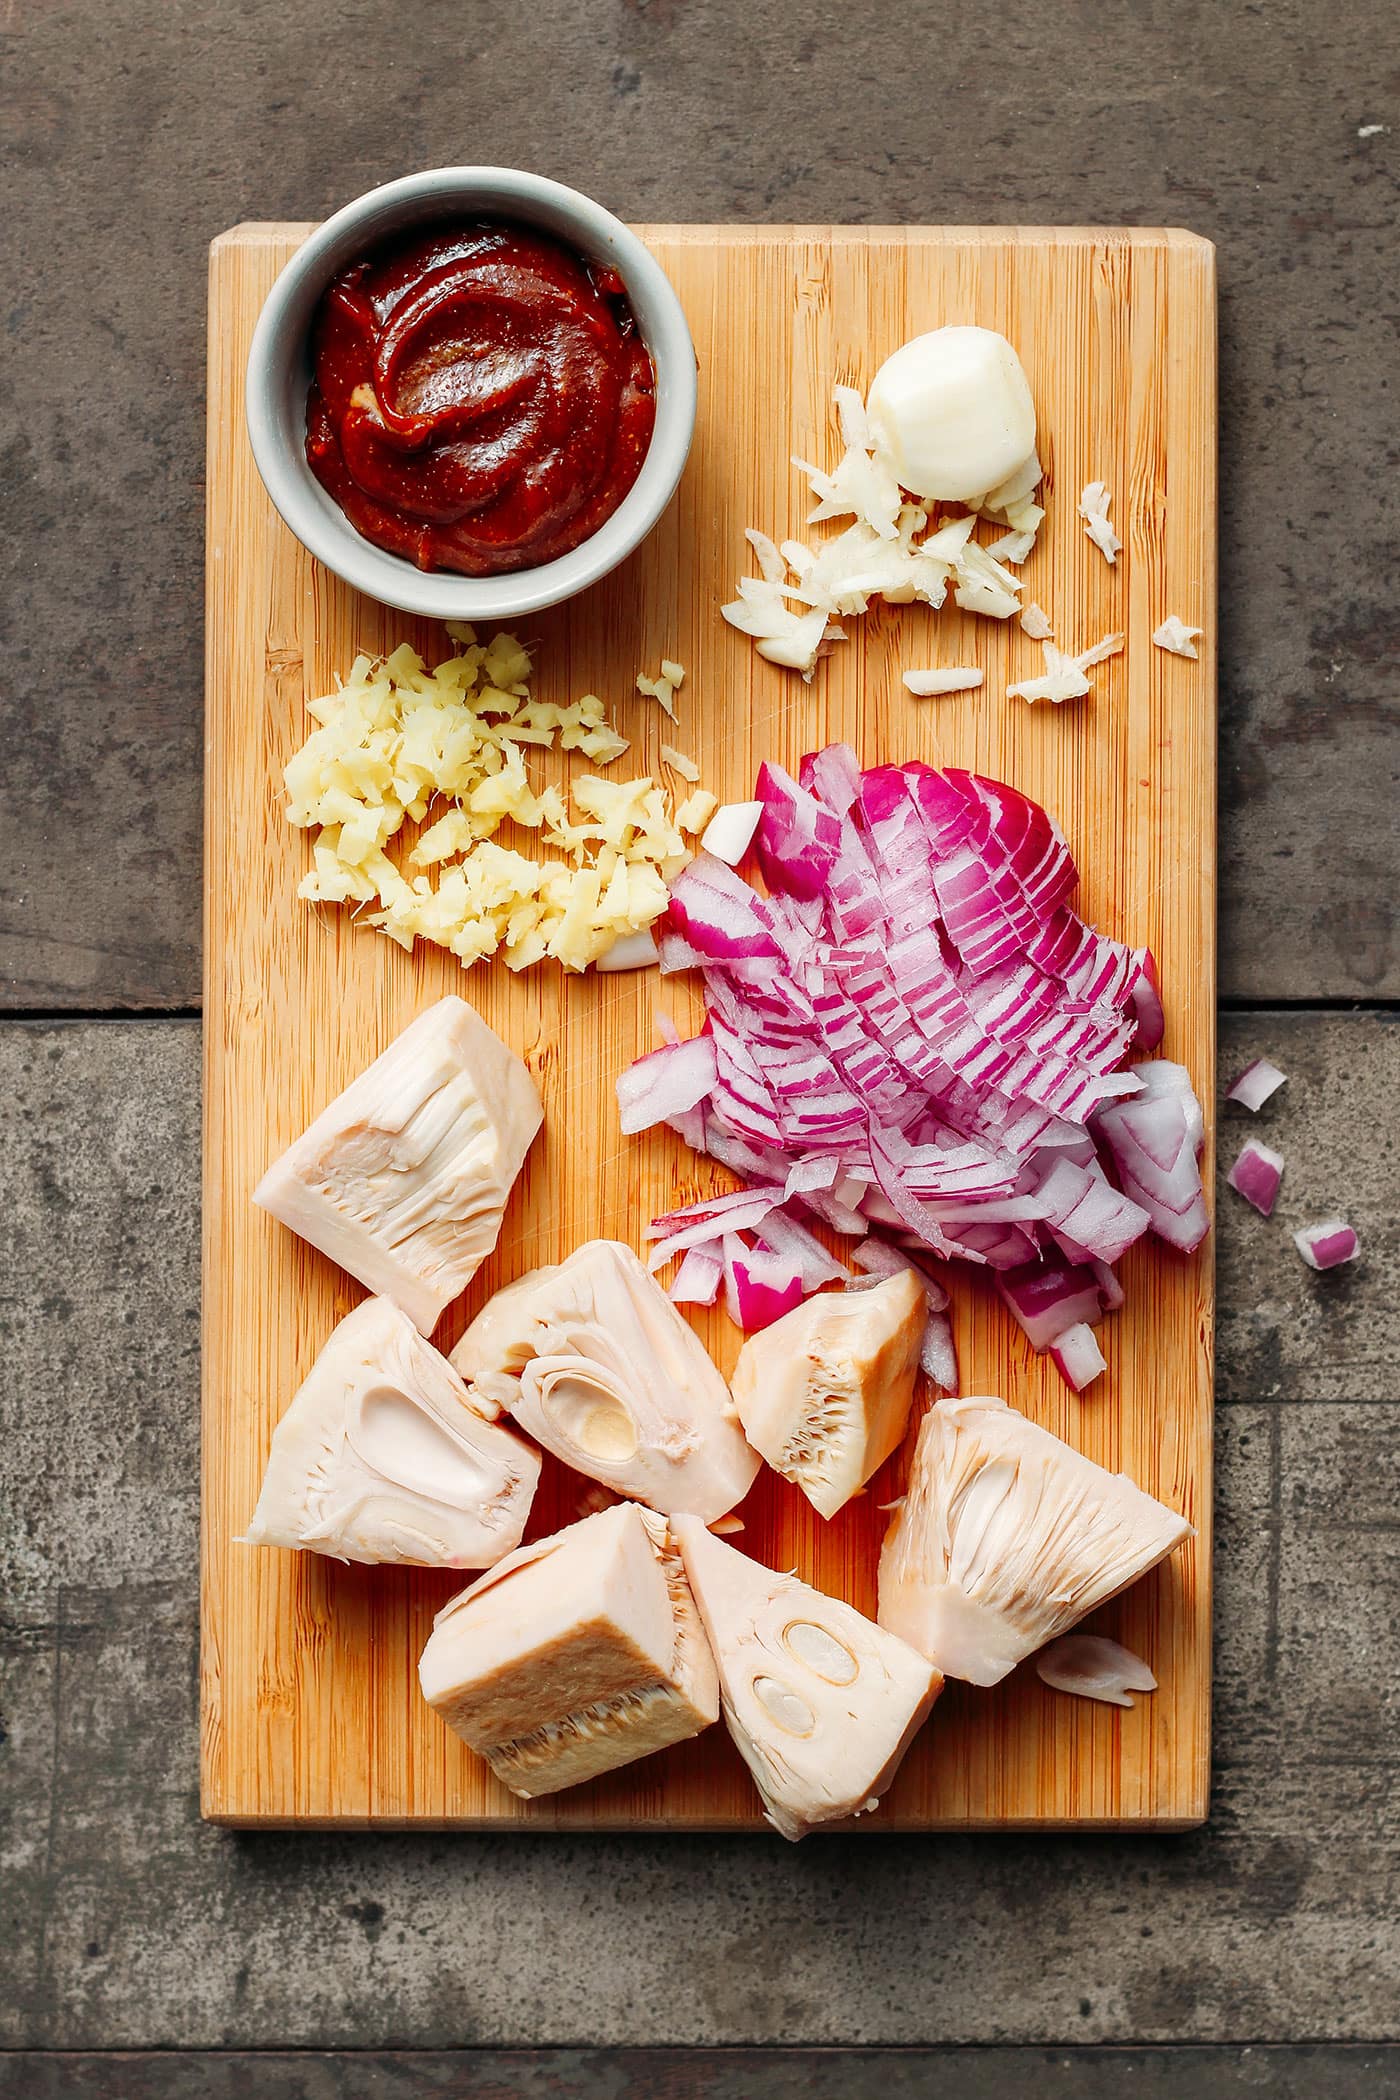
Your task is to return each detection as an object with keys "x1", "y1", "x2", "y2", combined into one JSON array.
[
  {"x1": 596, "y1": 928, "x2": 660, "y2": 973},
  {"x1": 1293, "y1": 1217, "x2": 1359, "y2": 1271},
  {"x1": 722, "y1": 1235, "x2": 806, "y2": 1330},
  {"x1": 700, "y1": 799, "x2": 764, "y2": 866},
  {"x1": 1227, "y1": 1137, "x2": 1284, "y2": 1218},
  {"x1": 920, "y1": 1311, "x2": 958, "y2": 1389},
  {"x1": 669, "y1": 1245, "x2": 724, "y2": 1305},
  {"x1": 655, "y1": 1009, "x2": 682, "y2": 1047},
  {"x1": 997, "y1": 1258, "x2": 1103, "y2": 1350},
  {"x1": 1049, "y1": 1320, "x2": 1108, "y2": 1393},
  {"x1": 1035, "y1": 1634, "x2": 1157, "y2": 1708},
  {"x1": 616, "y1": 1036, "x2": 718, "y2": 1135},
  {"x1": 1089, "y1": 1258, "x2": 1125, "y2": 1312},
  {"x1": 1226, "y1": 1057, "x2": 1287, "y2": 1112}
]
